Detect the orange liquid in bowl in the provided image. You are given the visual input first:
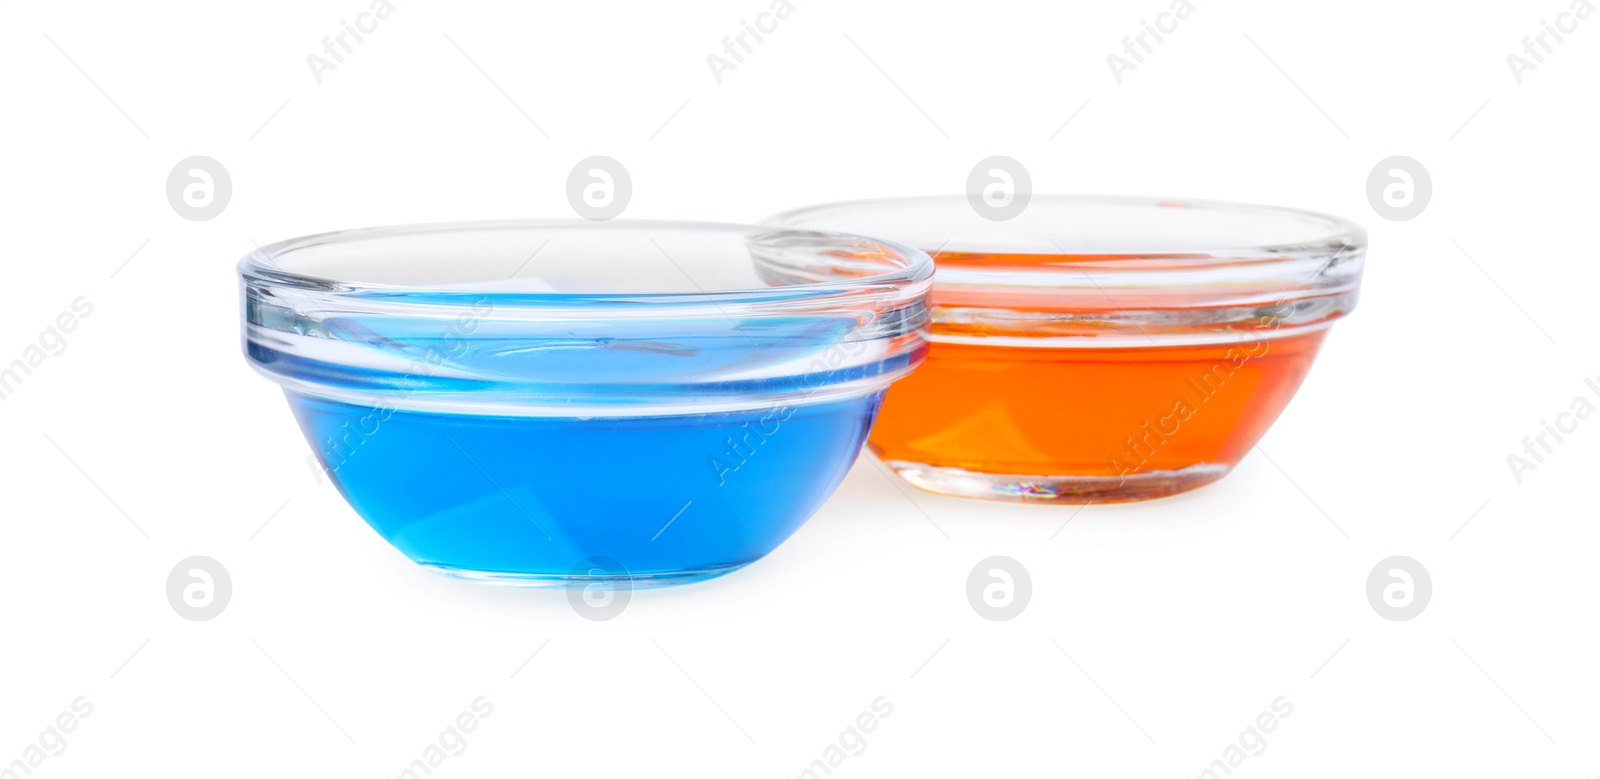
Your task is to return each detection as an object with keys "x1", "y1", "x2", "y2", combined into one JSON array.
[
  {"x1": 868, "y1": 263, "x2": 1331, "y2": 502},
  {"x1": 763, "y1": 197, "x2": 1363, "y2": 503}
]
